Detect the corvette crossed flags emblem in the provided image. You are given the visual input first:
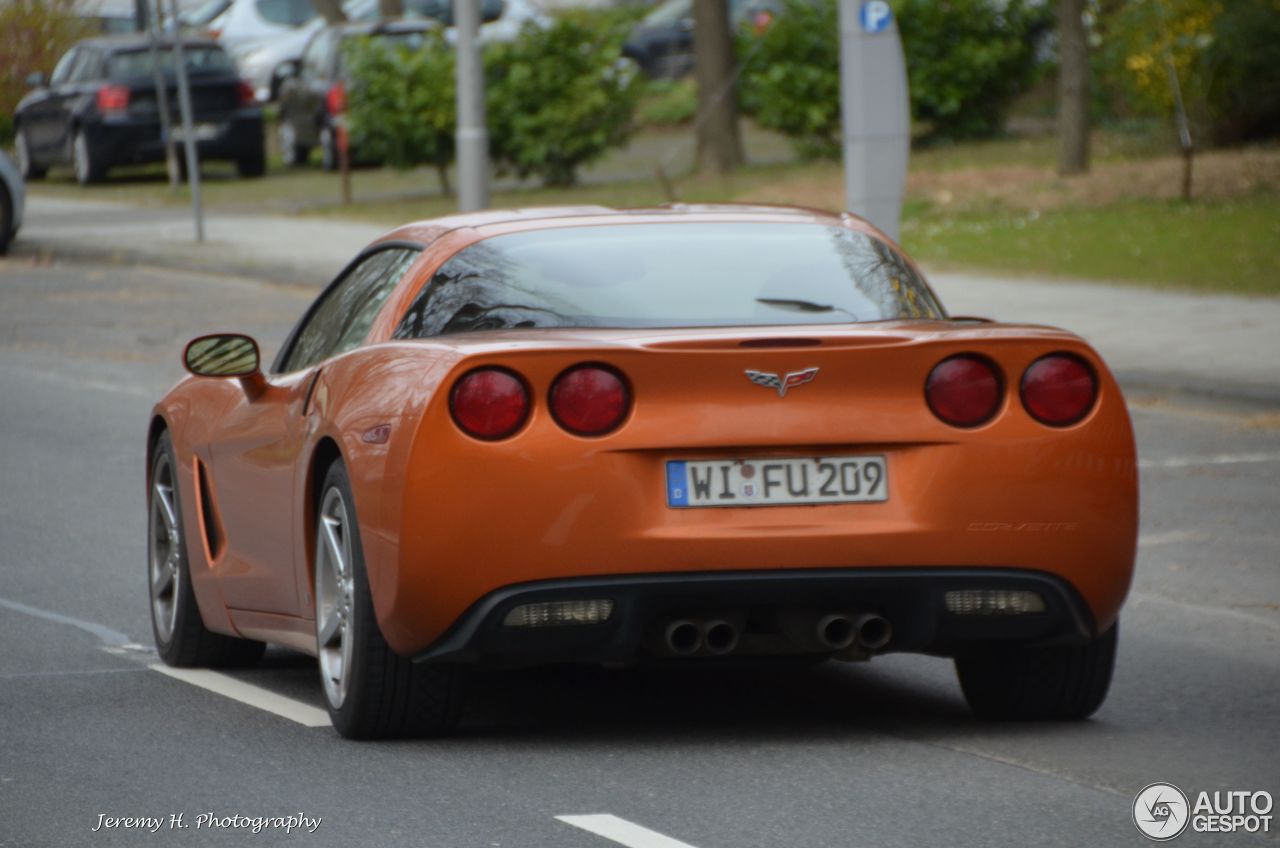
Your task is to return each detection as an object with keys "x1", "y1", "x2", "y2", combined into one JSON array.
[{"x1": 744, "y1": 367, "x2": 820, "y2": 397}]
